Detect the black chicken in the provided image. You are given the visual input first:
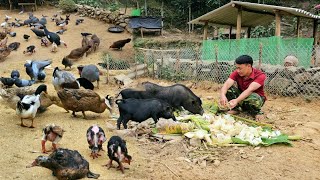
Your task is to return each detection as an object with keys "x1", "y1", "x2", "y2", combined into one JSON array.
[
  {"x1": 104, "y1": 136, "x2": 132, "y2": 174},
  {"x1": 109, "y1": 38, "x2": 131, "y2": 50}
]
